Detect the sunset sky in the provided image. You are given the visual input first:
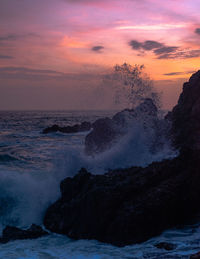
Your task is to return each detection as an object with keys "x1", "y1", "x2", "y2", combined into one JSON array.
[{"x1": 0, "y1": 0, "x2": 200, "y2": 110}]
